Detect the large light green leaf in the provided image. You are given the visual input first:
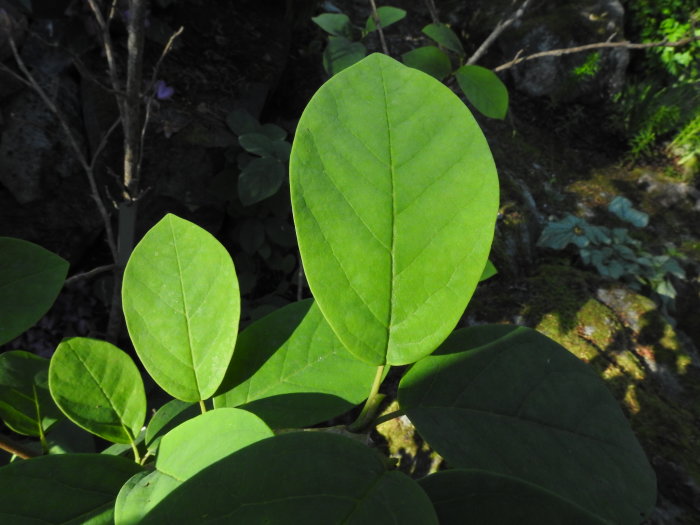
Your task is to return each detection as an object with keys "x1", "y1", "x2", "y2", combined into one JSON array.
[
  {"x1": 213, "y1": 299, "x2": 377, "y2": 428},
  {"x1": 116, "y1": 408, "x2": 273, "y2": 524},
  {"x1": 0, "y1": 350, "x2": 61, "y2": 436},
  {"x1": 0, "y1": 237, "x2": 68, "y2": 345},
  {"x1": 419, "y1": 469, "x2": 609, "y2": 524},
  {"x1": 139, "y1": 432, "x2": 438, "y2": 524},
  {"x1": 290, "y1": 53, "x2": 499, "y2": 365},
  {"x1": 49, "y1": 337, "x2": 146, "y2": 444},
  {"x1": 0, "y1": 453, "x2": 142, "y2": 524},
  {"x1": 122, "y1": 214, "x2": 240, "y2": 401},
  {"x1": 455, "y1": 65, "x2": 509, "y2": 120},
  {"x1": 398, "y1": 324, "x2": 657, "y2": 524}
]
